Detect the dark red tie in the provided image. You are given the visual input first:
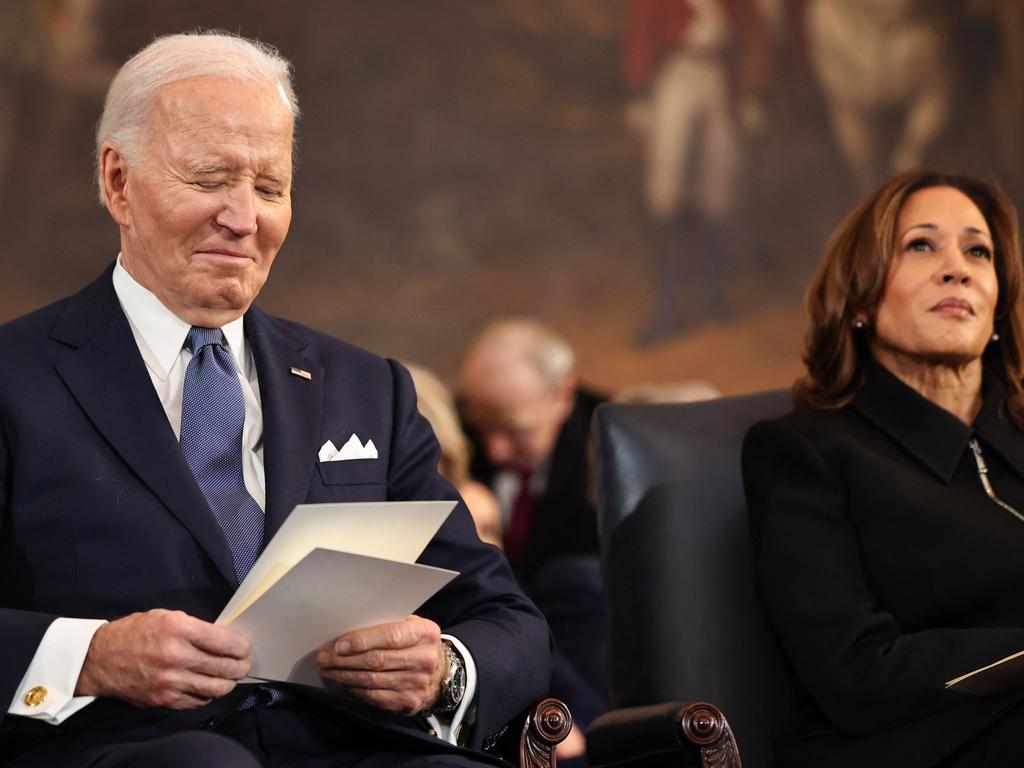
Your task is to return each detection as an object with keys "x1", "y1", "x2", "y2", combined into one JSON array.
[{"x1": 504, "y1": 470, "x2": 534, "y2": 572}]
